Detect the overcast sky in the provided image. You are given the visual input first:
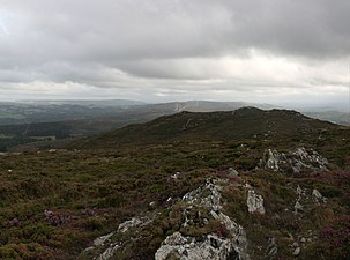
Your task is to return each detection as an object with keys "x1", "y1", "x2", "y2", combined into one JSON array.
[{"x1": 0, "y1": 0, "x2": 349, "y2": 106}]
